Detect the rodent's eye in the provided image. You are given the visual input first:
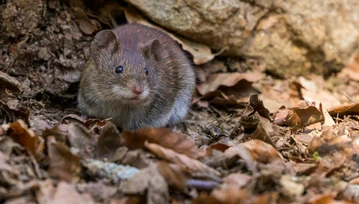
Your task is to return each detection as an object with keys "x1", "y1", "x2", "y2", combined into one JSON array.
[
  {"x1": 144, "y1": 67, "x2": 149, "y2": 75},
  {"x1": 115, "y1": 66, "x2": 123, "y2": 74}
]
